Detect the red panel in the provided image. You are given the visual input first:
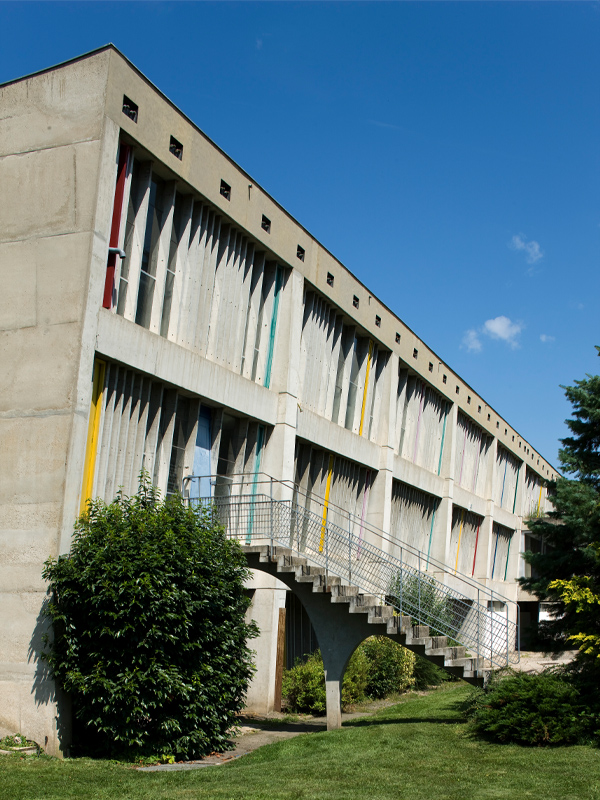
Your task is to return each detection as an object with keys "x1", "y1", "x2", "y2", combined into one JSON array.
[{"x1": 102, "y1": 145, "x2": 131, "y2": 309}]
